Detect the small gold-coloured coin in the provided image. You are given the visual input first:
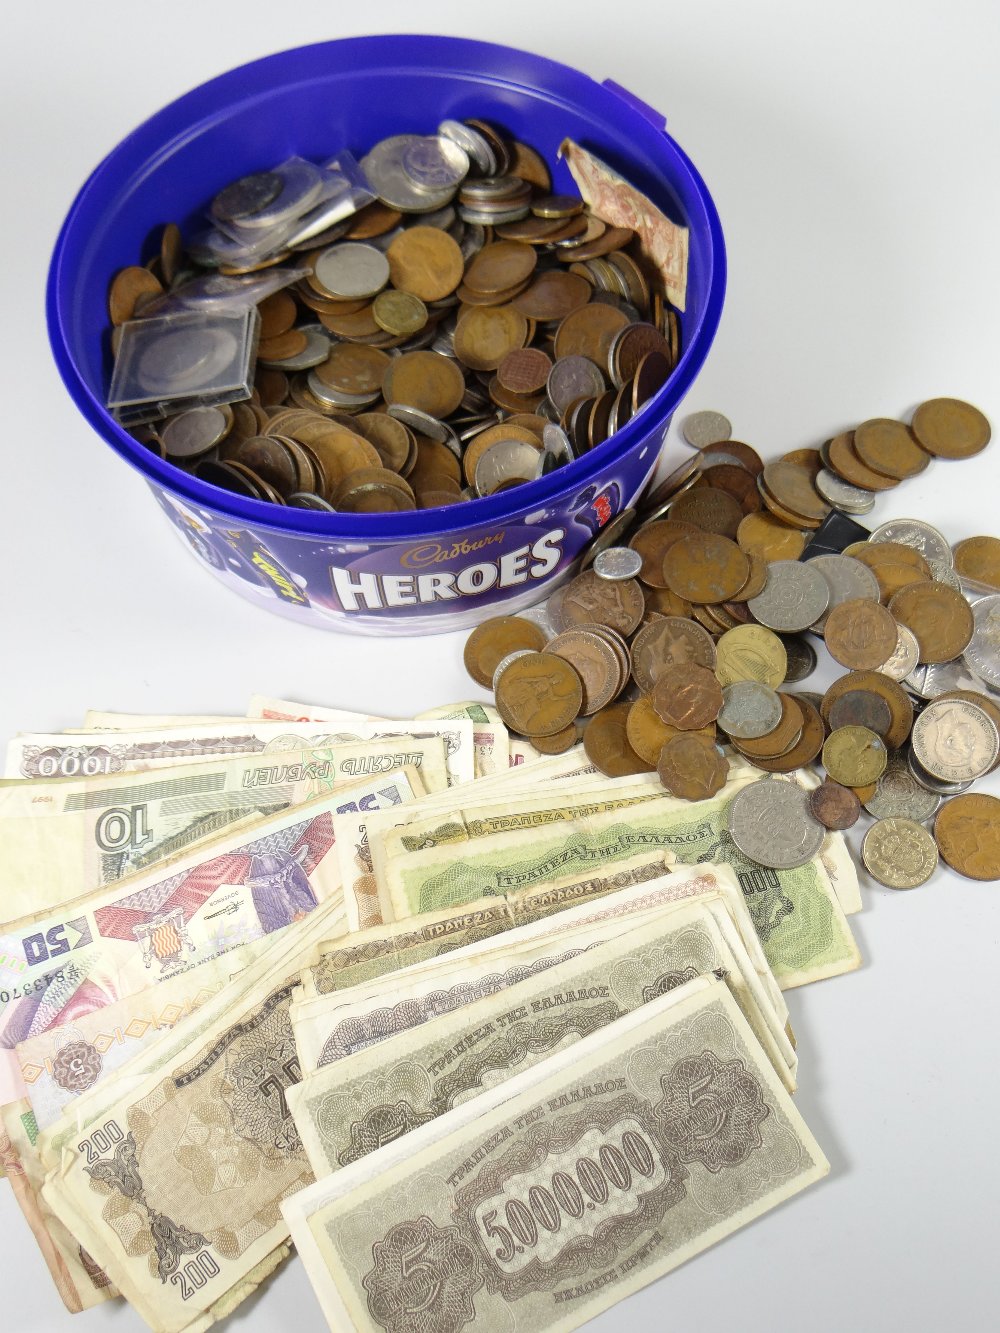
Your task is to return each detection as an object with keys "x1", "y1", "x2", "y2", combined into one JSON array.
[
  {"x1": 108, "y1": 265, "x2": 163, "y2": 325},
  {"x1": 823, "y1": 598, "x2": 900, "y2": 669},
  {"x1": 862, "y1": 818, "x2": 938, "y2": 888},
  {"x1": 853, "y1": 418, "x2": 931, "y2": 480},
  {"x1": 495, "y1": 651, "x2": 583, "y2": 737},
  {"x1": 657, "y1": 732, "x2": 728, "y2": 800},
  {"x1": 463, "y1": 615, "x2": 548, "y2": 688},
  {"x1": 661, "y1": 533, "x2": 750, "y2": 604},
  {"x1": 382, "y1": 351, "x2": 466, "y2": 417},
  {"x1": 651, "y1": 664, "x2": 723, "y2": 730},
  {"x1": 372, "y1": 289, "x2": 428, "y2": 336},
  {"x1": 715, "y1": 625, "x2": 787, "y2": 688},
  {"x1": 911, "y1": 397, "x2": 991, "y2": 459},
  {"x1": 934, "y1": 793, "x2": 1000, "y2": 879},
  {"x1": 888, "y1": 582, "x2": 975, "y2": 663},
  {"x1": 386, "y1": 225, "x2": 465, "y2": 301},
  {"x1": 736, "y1": 512, "x2": 807, "y2": 561},
  {"x1": 953, "y1": 536, "x2": 1000, "y2": 589},
  {"x1": 583, "y1": 702, "x2": 653, "y2": 776},
  {"x1": 822, "y1": 725, "x2": 888, "y2": 786}
]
